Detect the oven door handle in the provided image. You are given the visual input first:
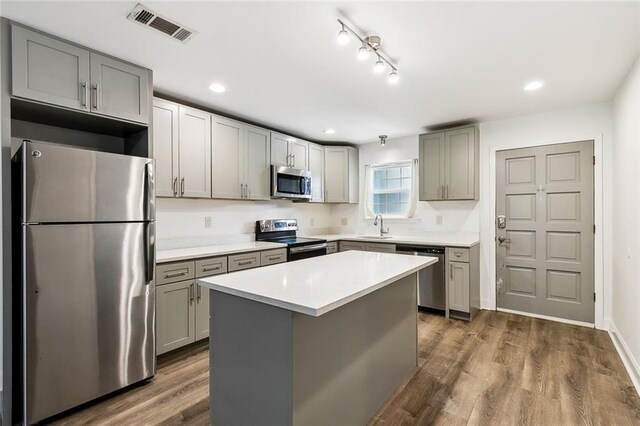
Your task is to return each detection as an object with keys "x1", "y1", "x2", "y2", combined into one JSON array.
[{"x1": 289, "y1": 243, "x2": 328, "y2": 254}]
